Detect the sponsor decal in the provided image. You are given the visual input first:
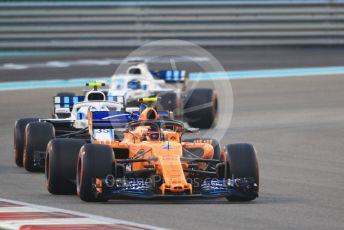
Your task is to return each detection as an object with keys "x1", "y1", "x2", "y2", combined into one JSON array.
[{"x1": 162, "y1": 143, "x2": 173, "y2": 150}]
